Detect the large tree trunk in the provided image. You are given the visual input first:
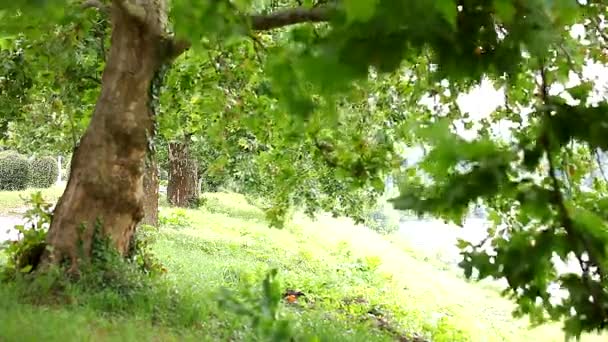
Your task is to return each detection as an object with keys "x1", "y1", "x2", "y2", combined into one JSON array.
[
  {"x1": 167, "y1": 140, "x2": 199, "y2": 207},
  {"x1": 141, "y1": 155, "x2": 159, "y2": 226},
  {"x1": 42, "y1": 1, "x2": 176, "y2": 272}
]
